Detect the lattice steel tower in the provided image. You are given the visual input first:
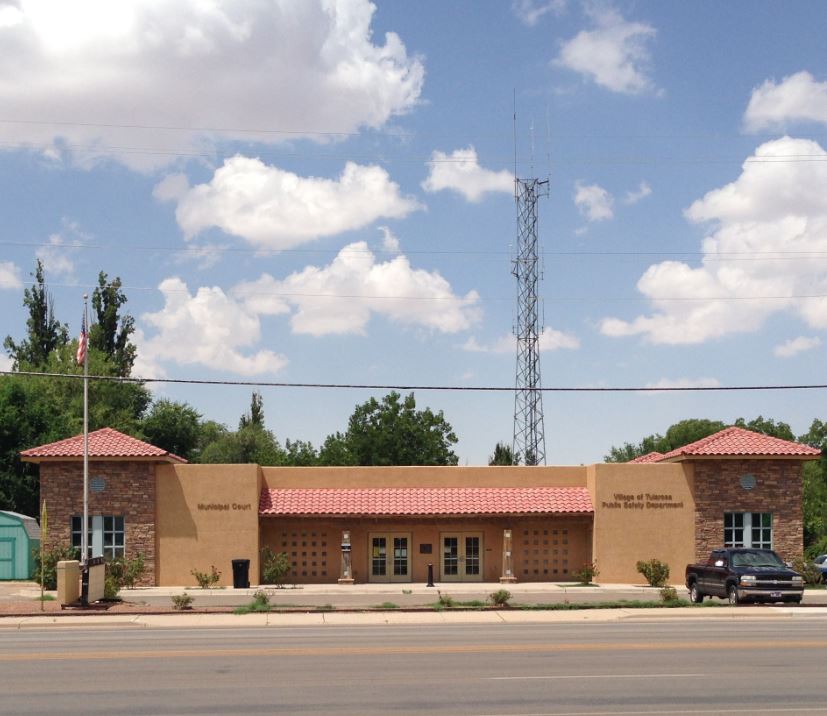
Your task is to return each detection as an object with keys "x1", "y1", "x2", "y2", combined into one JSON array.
[{"x1": 512, "y1": 177, "x2": 548, "y2": 466}]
